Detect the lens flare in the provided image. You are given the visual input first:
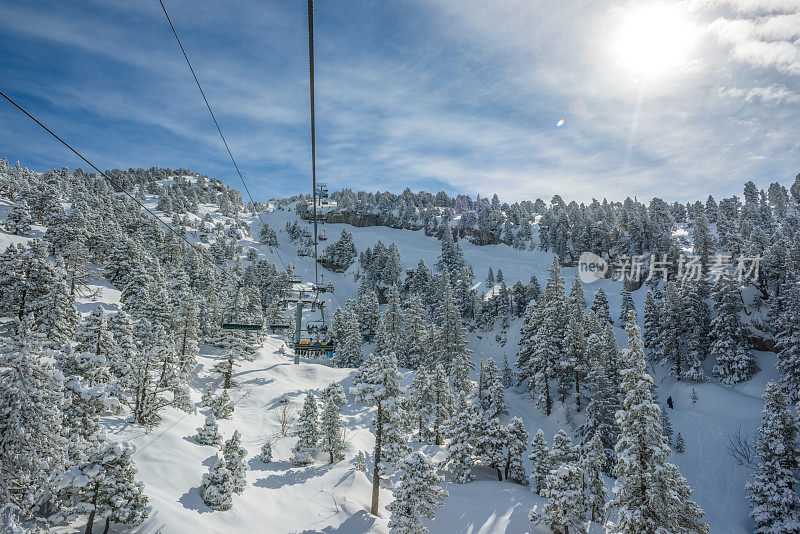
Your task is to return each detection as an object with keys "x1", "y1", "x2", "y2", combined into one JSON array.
[{"x1": 556, "y1": 118, "x2": 565, "y2": 127}]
